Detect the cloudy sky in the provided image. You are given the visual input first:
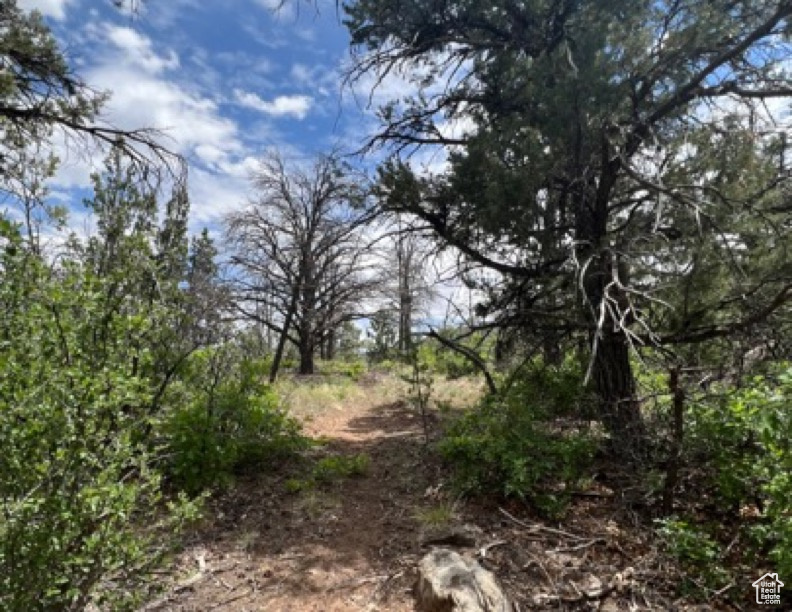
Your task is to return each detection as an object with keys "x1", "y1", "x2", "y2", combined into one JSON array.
[{"x1": 18, "y1": 0, "x2": 386, "y2": 232}]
